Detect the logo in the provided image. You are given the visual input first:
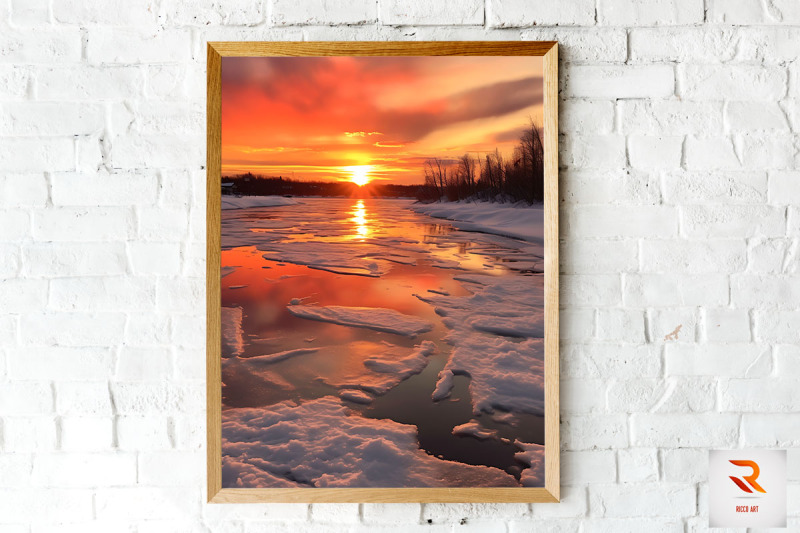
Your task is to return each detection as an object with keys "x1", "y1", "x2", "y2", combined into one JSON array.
[
  {"x1": 709, "y1": 450, "x2": 786, "y2": 528},
  {"x1": 729, "y1": 460, "x2": 766, "y2": 494}
]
